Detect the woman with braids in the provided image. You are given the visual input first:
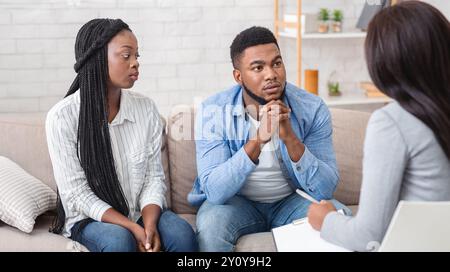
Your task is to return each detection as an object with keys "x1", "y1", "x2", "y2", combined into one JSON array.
[
  {"x1": 307, "y1": 1, "x2": 450, "y2": 252},
  {"x1": 45, "y1": 18, "x2": 197, "y2": 252}
]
